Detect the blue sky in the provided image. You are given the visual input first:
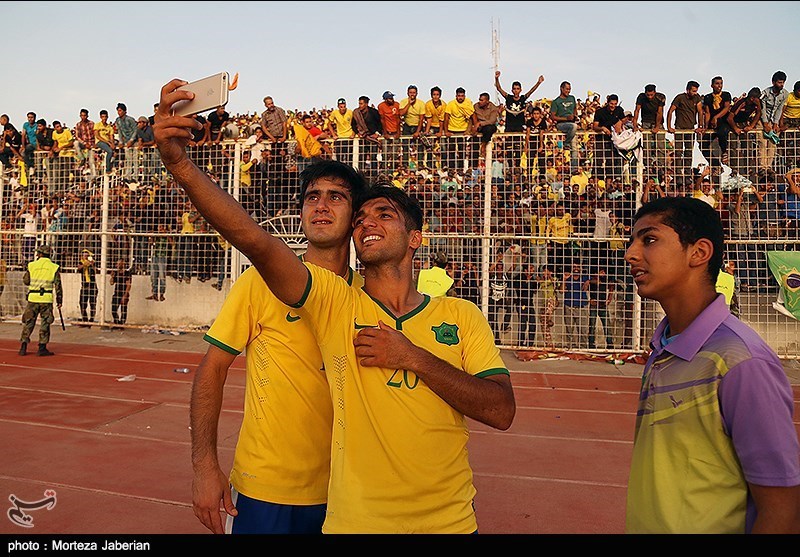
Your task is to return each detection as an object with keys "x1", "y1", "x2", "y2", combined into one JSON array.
[{"x1": 4, "y1": 1, "x2": 799, "y2": 127}]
